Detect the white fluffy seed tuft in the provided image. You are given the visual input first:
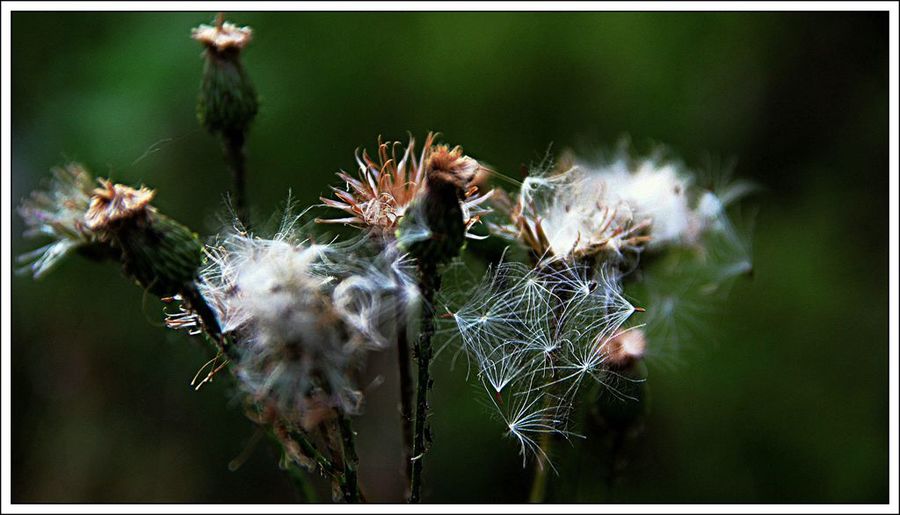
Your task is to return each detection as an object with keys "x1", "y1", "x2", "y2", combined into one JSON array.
[{"x1": 197, "y1": 216, "x2": 414, "y2": 423}]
